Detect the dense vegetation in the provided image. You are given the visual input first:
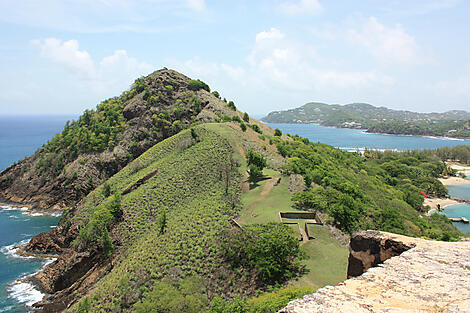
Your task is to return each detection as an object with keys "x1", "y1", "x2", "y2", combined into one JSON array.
[
  {"x1": 367, "y1": 119, "x2": 470, "y2": 138},
  {"x1": 262, "y1": 102, "x2": 470, "y2": 138},
  {"x1": 273, "y1": 135, "x2": 461, "y2": 240},
  {"x1": 69, "y1": 124, "x2": 303, "y2": 312},
  {"x1": 426, "y1": 144, "x2": 470, "y2": 165}
]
